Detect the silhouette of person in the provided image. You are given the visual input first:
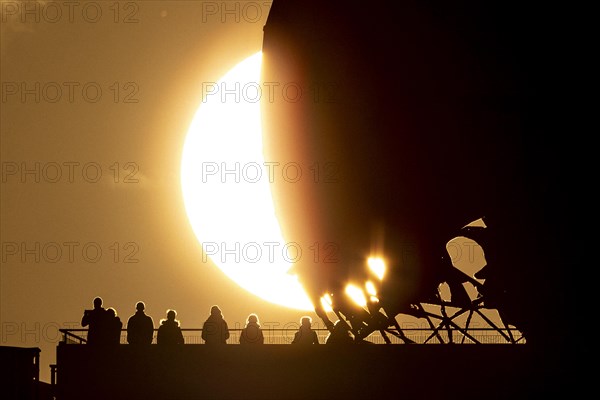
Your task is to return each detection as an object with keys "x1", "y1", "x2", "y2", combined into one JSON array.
[
  {"x1": 157, "y1": 309, "x2": 184, "y2": 345},
  {"x1": 201, "y1": 305, "x2": 230, "y2": 345},
  {"x1": 126, "y1": 301, "x2": 155, "y2": 345},
  {"x1": 325, "y1": 319, "x2": 354, "y2": 345},
  {"x1": 81, "y1": 296, "x2": 107, "y2": 345},
  {"x1": 105, "y1": 307, "x2": 123, "y2": 345},
  {"x1": 239, "y1": 313, "x2": 264, "y2": 345},
  {"x1": 292, "y1": 316, "x2": 319, "y2": 344}
]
